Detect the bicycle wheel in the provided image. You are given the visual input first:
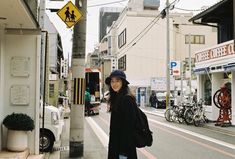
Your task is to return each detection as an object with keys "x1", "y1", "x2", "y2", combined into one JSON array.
[
  {"x1": 184, "y1": 109, "x2": 194, "y2": 125},
  {"x1": 165, "y1": 108, "x2": 173, "y2": 122},
  {"x1": 178, "y1": 109, "x2": 185, "y2": 123},
  {"x1": 193, "y1": 114, "x2": 201, "y2": 127},
  {"x1": 204, "y1": 115, "x2": 209, "y2": 123}
]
